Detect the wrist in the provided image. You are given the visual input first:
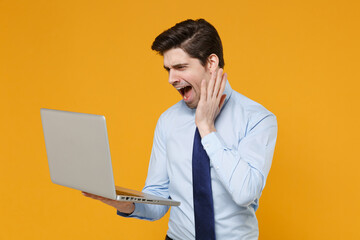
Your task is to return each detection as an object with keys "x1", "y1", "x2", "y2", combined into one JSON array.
[
  {"x1": 197, "y1": 124, "x2": 216, "y2": 138},
  {"x1": 116, "y1": 202, "x2": 135, "y2": 215}
]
